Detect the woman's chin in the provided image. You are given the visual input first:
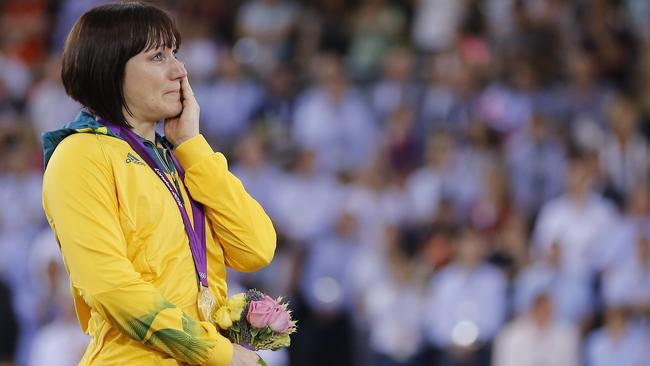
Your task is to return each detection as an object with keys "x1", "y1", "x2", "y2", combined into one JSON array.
[{"x1": 163, "y1": 104, "x2": 183, "y2": 119}]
